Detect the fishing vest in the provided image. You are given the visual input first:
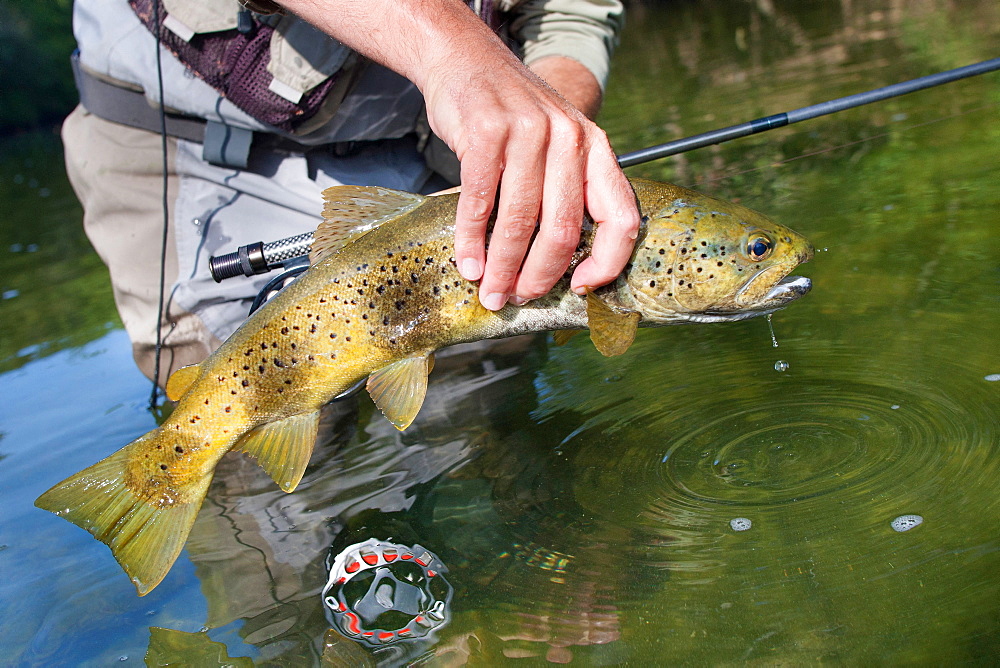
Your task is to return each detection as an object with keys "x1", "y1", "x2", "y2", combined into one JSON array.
[{"x1": 73, "y1": 0, "x2": 500, "y2": 148}]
